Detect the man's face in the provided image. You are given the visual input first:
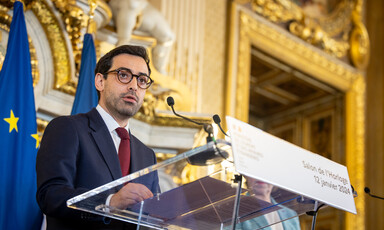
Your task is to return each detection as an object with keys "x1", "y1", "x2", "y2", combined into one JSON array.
[{"x1": 96, "y1": 54, "x2": 148, "y2": 122}]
